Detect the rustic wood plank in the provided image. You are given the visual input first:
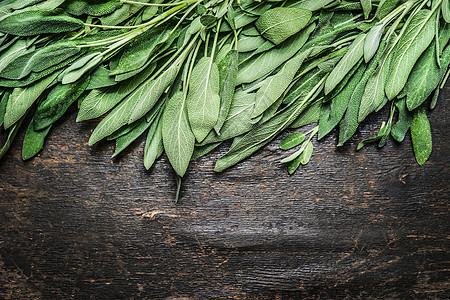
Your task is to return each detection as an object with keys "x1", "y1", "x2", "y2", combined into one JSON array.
[{"x1": 0, "y1": 86, "x2": 448, "y2": 299}]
